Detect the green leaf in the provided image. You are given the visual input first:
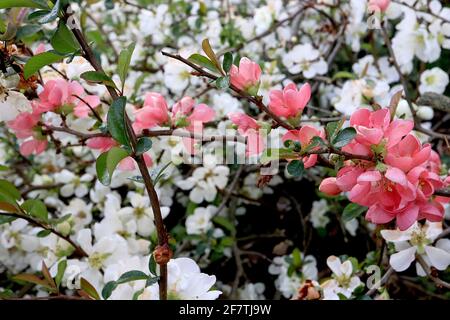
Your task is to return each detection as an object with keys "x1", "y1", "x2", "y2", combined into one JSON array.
[
  {"x1": 216, "y1": 76, "x2": 230, "y2": 89},
  {"x1": 96, "y1": 147, "x2": 129, "y2": 186},
  {"x1": 326, "y1": 121, "x2": 342, "y2": 141},
  {"x1": 188, "y1": 53, "x2": 218, "y2": 73},
  {"x1": 0, "y1": 215, "x2": 16, "y2": 225},
  {"x1": 13, "y1": 274, "x2": 53, "y2": 289},
  {"x1": 148, "y1": 254, "x2": 157, "y2": 275},
  {"x1": 332, "y1": 71, "x2": 355, "y2": 81},
  {"x1": 151, "y1": 162, "x2": 172, "y2": 186},
  {"x1": 37, "y1": 229, "x2": 51, "y2": 237},
  {"x1": 80, "y1": 71, "x2": 116, "y2": 88},
  {"x1": 102, "y1": 281, "x2": 117, "y2": 300},
  {"x1": 0, "y1": 22, "x2": 17, "y2": 41},
  {"x1": 213, "y1": 216, "x2": 235, "y2": 234},
  {"x1": 37, "y1": 0, "x2": 60, "y2": 24},
  {"x1": 80, "y1": 277, "x2": 100, "y2": 300},
  {"x1": 303, "y1": 136, "x2": 325, "y2": 153},
  {"x1": 132, "y1": 288, "x2": 144, "y2": 300},
  {"x1": 136, "y1": 137, "x2": 152, "y2": 156},
  {"x1": 287, "y1": 160, "x2": 304, "y2": 177},
  {"x1": 342, "y1": 203, "x2": 367, "y2": 222},
  {"x1": 16, "y1": 25, "x2": 43, "y2": 40},
  {"x1": 116, "y1": 271, "x2": 148, "y2": 284},
  {"x1": 107, "y1": 97, "x2": 130, "y2": 146},
  {"x1": 292, "y1": 248, "x2": 302, "y2": 267},
  {"x1": 202, "y1": 38, "x2": 221, "y2": 72},
  {"x1": 55, "y1": 259, "x2": 67, "y2": 288},
  {"x1": 24, "y1": 51, "x2": 64, "y2": 79},
  {"x1": 0, "y1": 180, "x2": 21, "y2": 201},
  {"x1": 222, "y1": 52, "x2": 233, "y2": 73},
  {"x1": 28, "y1": 10, "x2": 51, "y2": 21},
  {"x1": 145, "y1": 277, "x2": 159, "y2": 287},
  {"x1": 21, "y1": 199, "x2": 48, "y2": 222},
  {"x1": 51, "y1": 22, "x2": 80, "y2": 54},
  {"x1": 0, "y1": 0, "x2": 47, "y2": 9},
  {"x1": 332, "y1": 127, "x2": 357, "y2": 148},
  {"x1": 49, "y1": 214, "x2": 71, "y2": 225},
  {"x1": 117, "y1": 42, "x2": 136, "y2": 90}
]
